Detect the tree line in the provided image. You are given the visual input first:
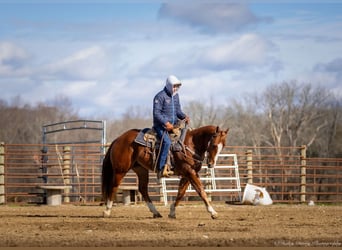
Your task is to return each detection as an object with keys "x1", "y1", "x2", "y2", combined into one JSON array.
[{"x1": 1, "y1": 81, "x2": 341, "y2": 158}]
